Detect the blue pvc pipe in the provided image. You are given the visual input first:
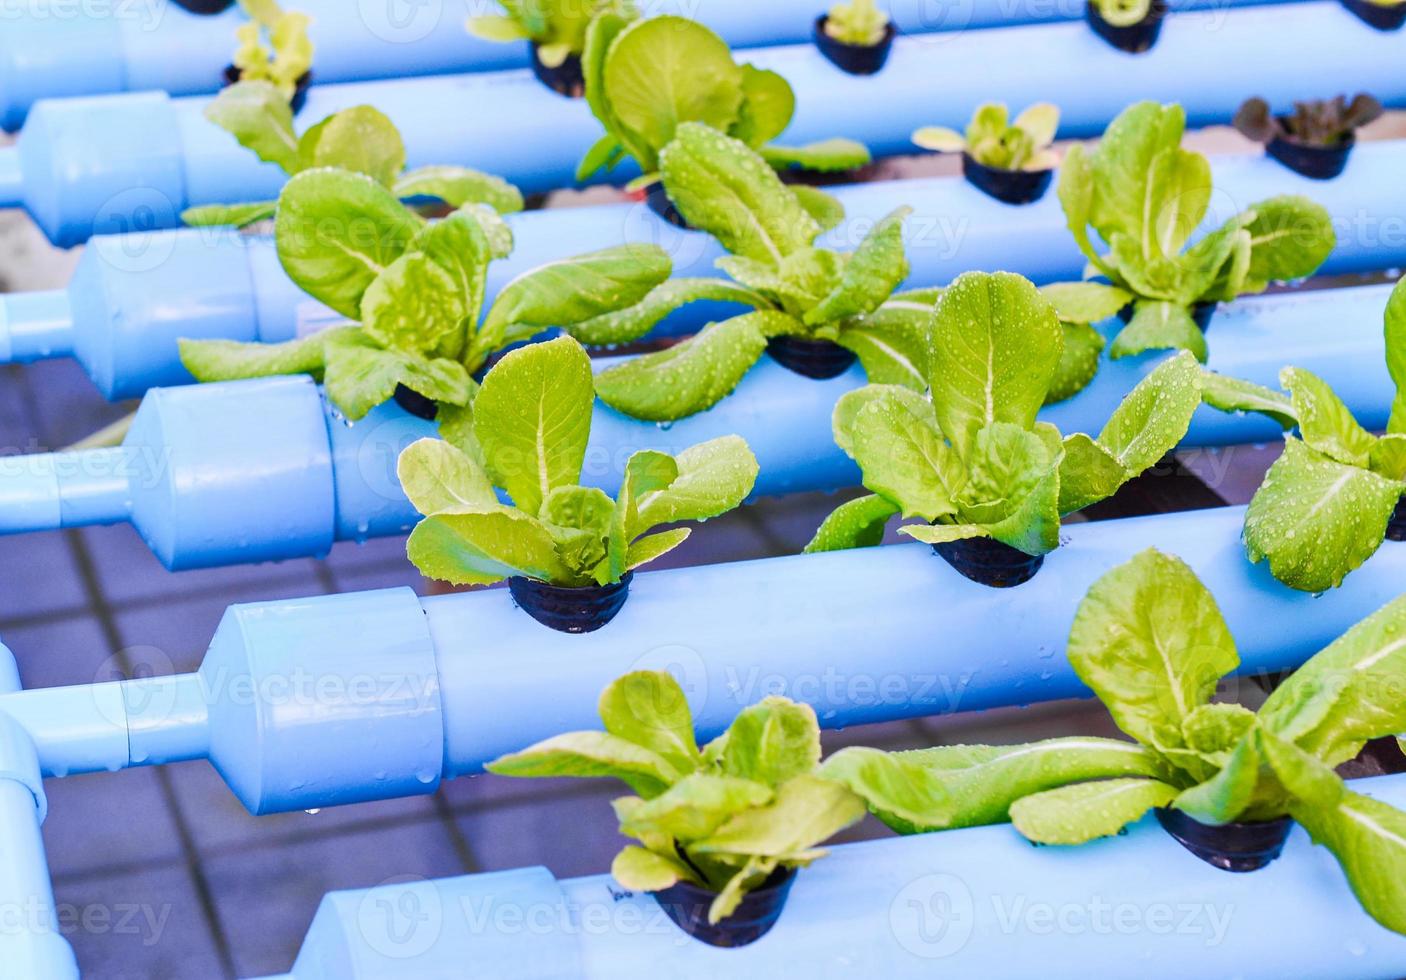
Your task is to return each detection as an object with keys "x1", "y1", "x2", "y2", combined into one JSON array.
[
  {"x1": 6, "y1": 139, "x2": 1406, "y2": 400},
  {"x1": 0, "y1": 643, "x2": 78, "y2": 979},
  {"x1": 255, "y1": 774, "x2": 1406, "y2": 979},
  {"x1": 2, "y1": 1, "x2": 1401, "y2": 246},
  {"x1": 6, "y1": 505, "x2": 1406, "y2": 816},
  {"x1": 0, "y1": 281, "x2": 1393, "y2": 570},
  {"x1": 0, "y1": 0, "x2": 1305, "y2": 132}
]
